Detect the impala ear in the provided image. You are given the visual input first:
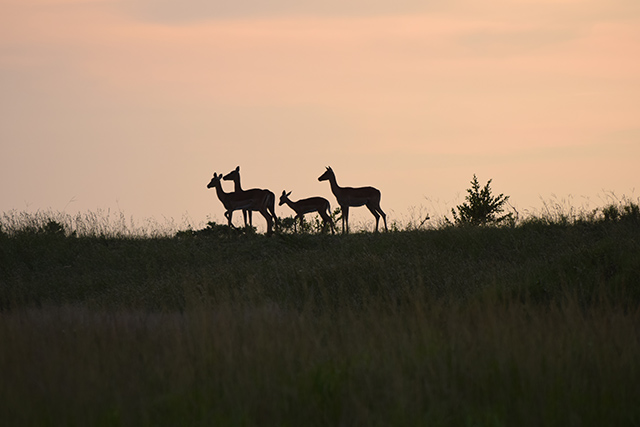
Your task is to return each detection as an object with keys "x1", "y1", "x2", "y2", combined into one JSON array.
[
  {"x1": 287, "y1": 191, "x2": 292, "y2": 197},
  {"x1": 235, "y1": 166, "x2": 240, "y2": 172},
  {"x1": 281, "y1": 190, "x2": 286, "y2": 196}
]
